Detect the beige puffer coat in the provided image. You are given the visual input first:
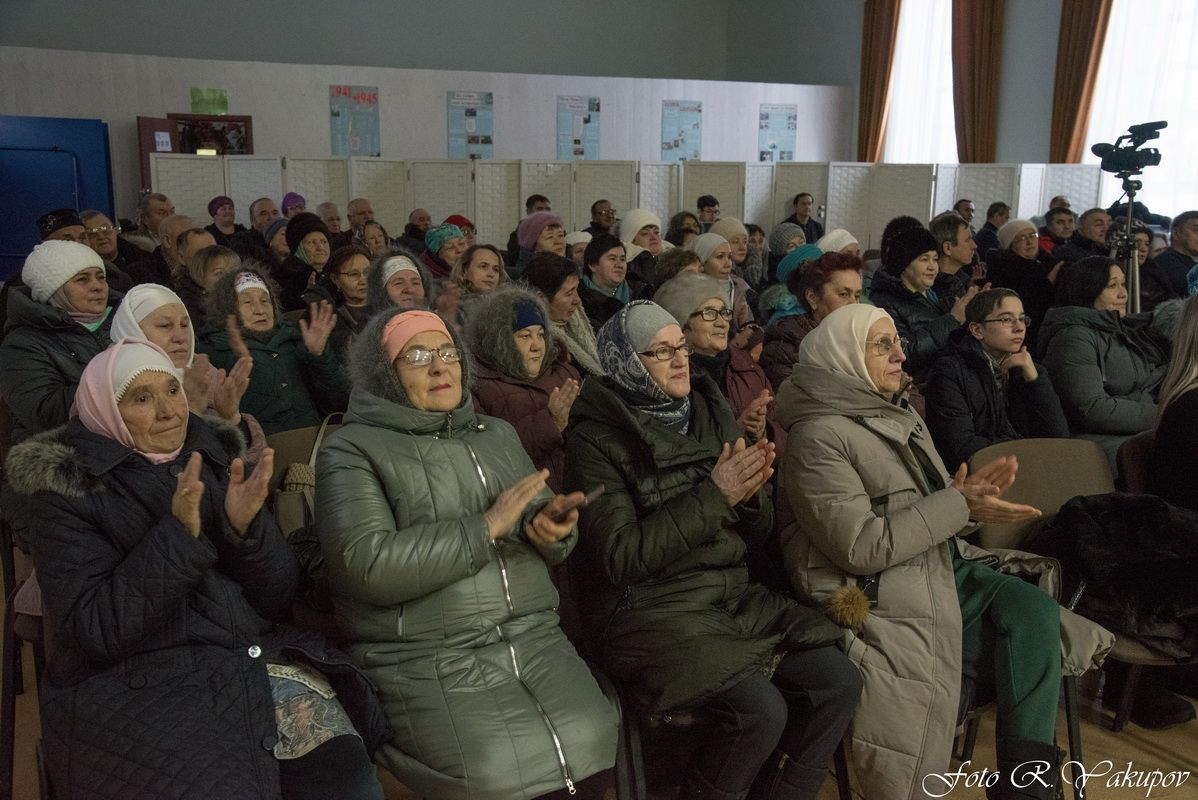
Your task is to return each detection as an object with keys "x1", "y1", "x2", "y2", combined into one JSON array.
[{"x1": 775, "y1": 362, "x2": 1112, "y2": 800}]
